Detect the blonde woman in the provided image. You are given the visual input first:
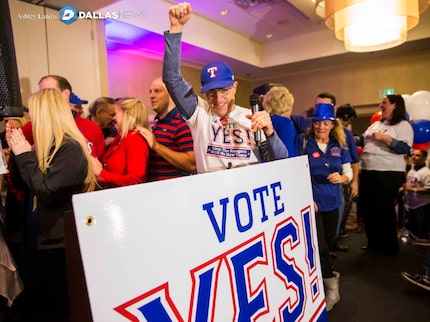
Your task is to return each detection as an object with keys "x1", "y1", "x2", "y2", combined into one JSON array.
[
  {"x1": 92, "y1": 97, "x2": 149, "y2": 187},
  {"x1": 263, "y1": 85, "x2": 299, "y2": 156},
  {"x1": 300, "y1": 103, "x2": 353, "y2": 311},
  {"x1": 6, "y1": 88, "x2": 96, "y2": 320}
]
